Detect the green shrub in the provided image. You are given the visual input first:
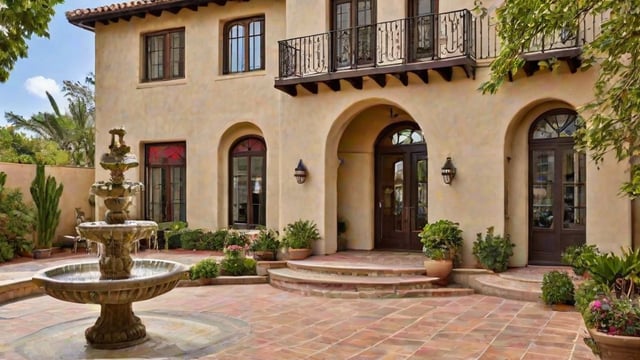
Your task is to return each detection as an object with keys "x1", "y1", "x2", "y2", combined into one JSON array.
[
  {"x1": 221, "y1": 247, "x2": 246, "y2": 276},
  {"x1": 282, "y1": 219, "x2": 320, "y2": 249},
  {"x1": 189, "y1": 258, "x2": 220, "y2": 280},
  {"x1": 419, "y1": 219, "x2": 463, "y2": 264},
  {"x1": 0, "y1": 171, "x2": 35, "y2": 256},
  {"x1": 224, "y1": 231, "x2": 249, "y2": 248},
  {"x1": 561, "y1": 244, "x2": 600, "y2": 276},
  {"x1": 574, "y1": 279, "x2": 610, "y2": 314},
  {"x1": 0, "y1": 240, "x2": 14, "y2": 262},
  {"x1": 249, "y1": 228, "x2": 280, "y2": 252},
  {"x1": 541, "y1": 270, "x2": 575, "y2": 305},
  {"x1": 199, "y1": 230, "x2": 225, "y2": 251},
  {"x1": 179, "y1": 229, "x2": 204, "y2": 250},
  {"x1": 167, "y1": 231, "x2": 183, "y2": 249},
  {"x1": 587, "y1": 248, "x2": 640, "y2": 297},
  {"x1": 243, "y1": 258, "x2": 257, "y2": 275},
  {"x1": 472, "y1": 226, "x2": 515, "y2": 272}
]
